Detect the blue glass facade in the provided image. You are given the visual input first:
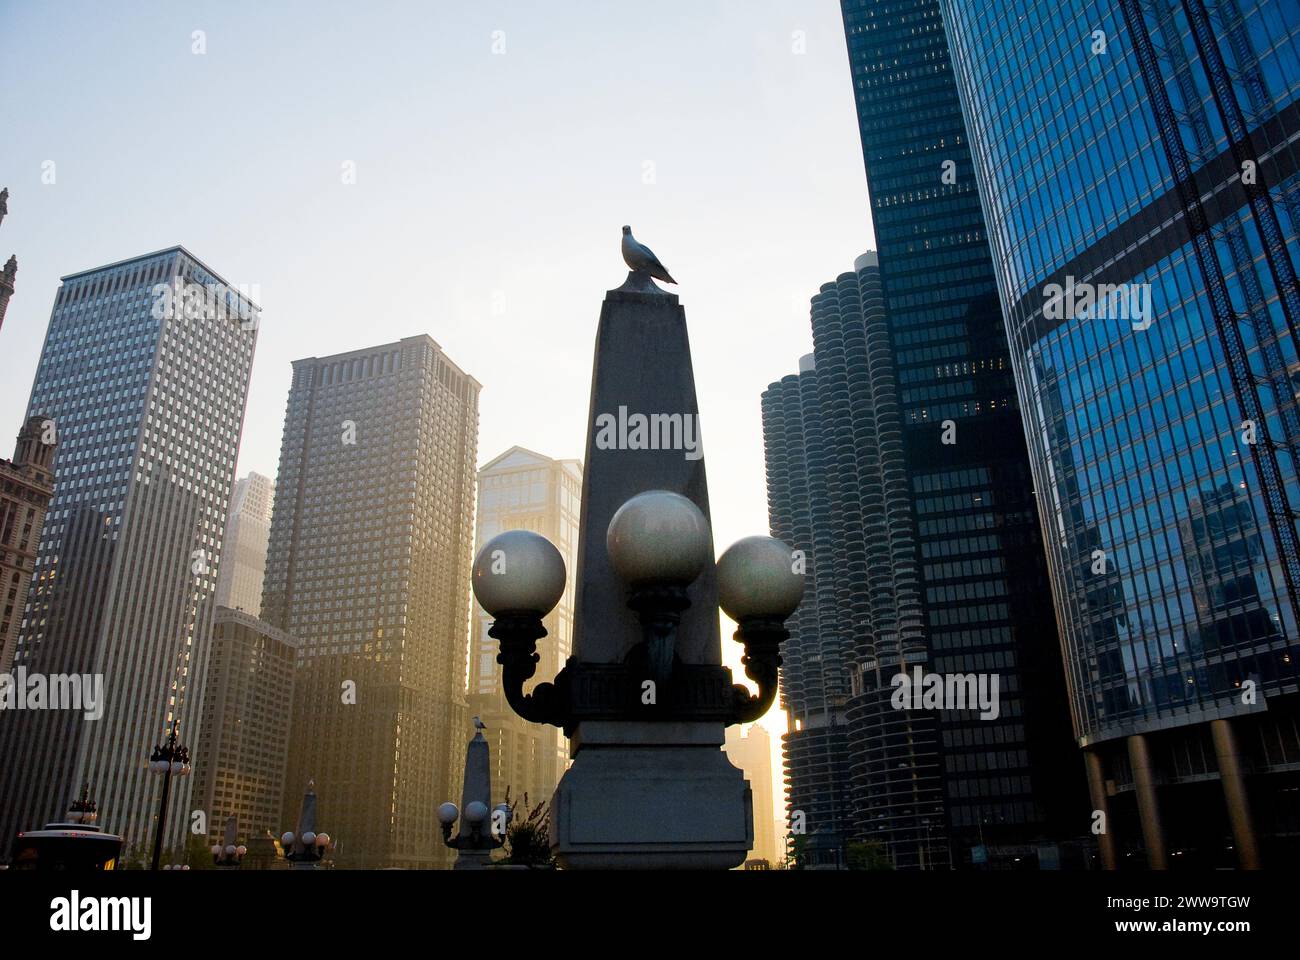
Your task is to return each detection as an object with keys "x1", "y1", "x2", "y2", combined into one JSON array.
[
  {"x1": 809, "y1": 0, "x2": 1090, "y2": 868},
  {"x1": 942, "y1": 0, "x2": 1300, "y2": 865}
]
